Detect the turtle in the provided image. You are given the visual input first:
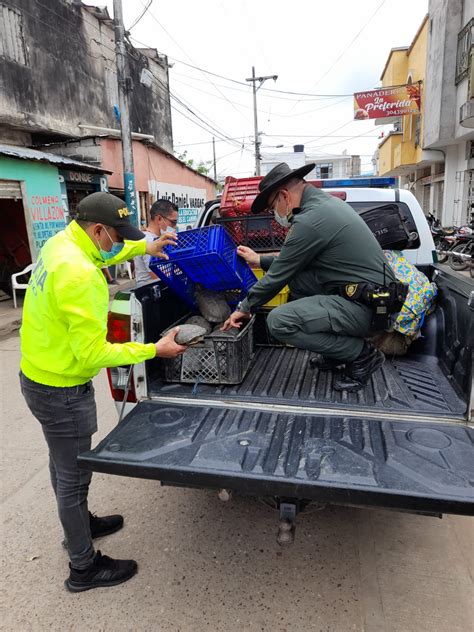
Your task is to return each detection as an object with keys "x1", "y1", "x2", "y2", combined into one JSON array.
[
  {"x1": 184, "y1": 315, "x2": 213, "y2": 334},
  {"x1": 195, "y1": 286, "x2": 231, "y2": 323},
  {"x1": 162, "y1": 324, "x2": 207, "y2": 347}
]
